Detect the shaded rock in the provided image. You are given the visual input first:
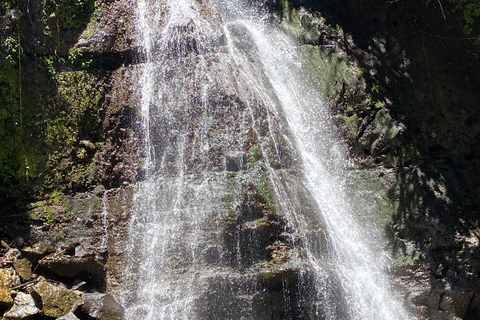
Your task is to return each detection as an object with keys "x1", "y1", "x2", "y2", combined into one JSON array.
[
  {"x1": 81, "y1": 293, "x2": 124, "y2": 320},
  {"x1": 21, "y1": 241, "x2": 56, "y2": 263},
  {"x1": 3, "y1": 292, "x2": 39, "y2": 319},
  {"x1": 32, "y1": 279, "x2": 83, "y2": 318},
  {"x1": 224, "y1": 151, "x2": 246, "y2": 172},
  {"x1": 58, "y1": 312, "x2": 81, "y2": 320},
  {"x1": 359, "y1": 108, "x2": 405, "y2": 157},
  {"x1": 414, "y1": 290, "x2": 480, "y2": 320},
  {"x1": 12, "y1": 259, "x2": 32, "y2": 281},
  {"x1": 12, "y1": 237, "x2": 24, "y2": 248},
  {"x1": 195, "y1": 270, "x2": 317, "y2": 320},
  {"x1": 0, "y1": 268, "x2": 13, "y2": 307},
  {"x1": 74, "y1": 242, "x2": 98, "y2": 258},
  {"x1": 38, "y1": 252, "x2": 104, "y2": 281}
]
